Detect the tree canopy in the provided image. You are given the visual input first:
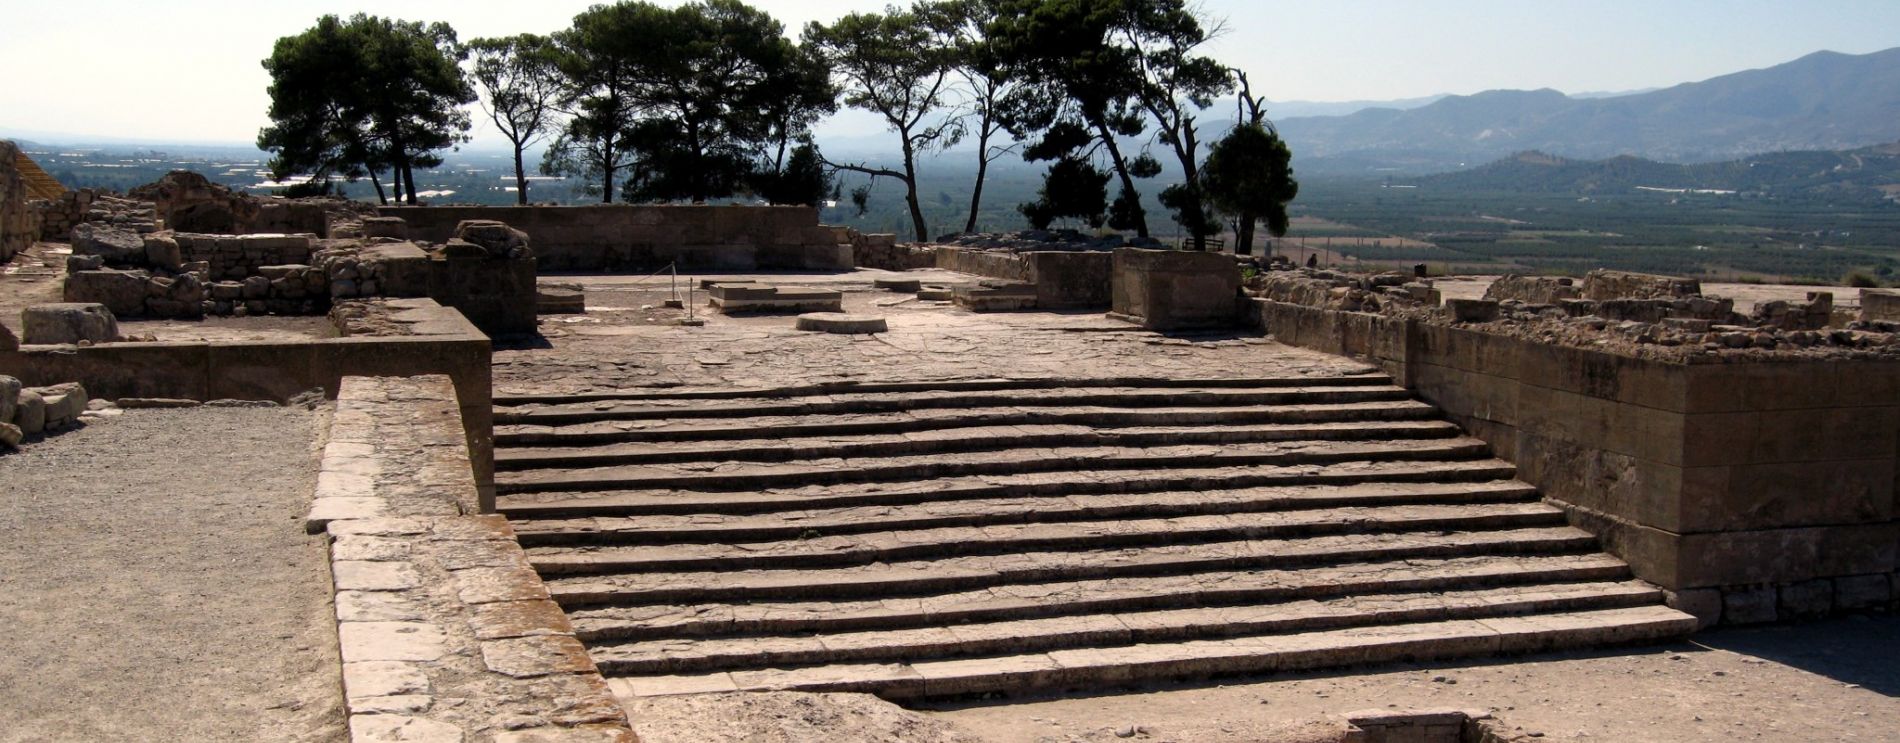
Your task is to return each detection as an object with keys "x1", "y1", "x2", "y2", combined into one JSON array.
[
  {"x1": 258, "y1": 13, "x2": 475, "y2": 205},
  {"x1": 468, "y1": 34, "x2": 564, "y2": 204}
]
